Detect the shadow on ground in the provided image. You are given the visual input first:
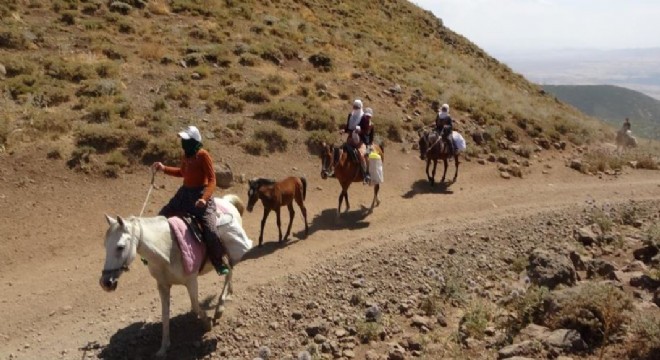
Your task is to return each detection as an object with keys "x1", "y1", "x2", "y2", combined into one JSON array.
[
  {"x1": 402, "y1": 179, "x2": 454, "y2": 198},
  {"x1": 94, "y1": 312, "x2": 215, "y2": 360}
]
